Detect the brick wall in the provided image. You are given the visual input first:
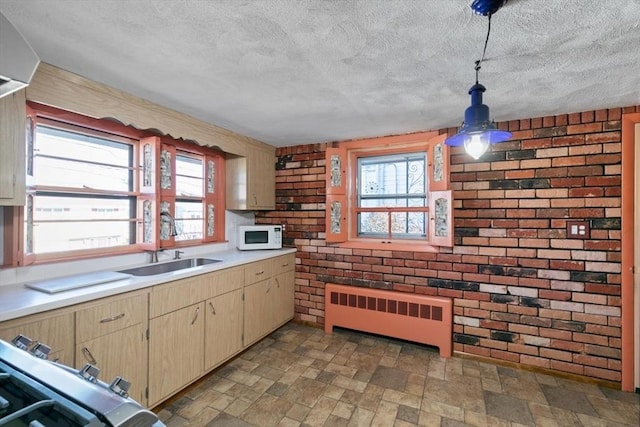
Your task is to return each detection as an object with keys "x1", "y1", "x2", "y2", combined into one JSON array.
[{"x1": 257, "y1": 105, "x2": 640, "y2": 383}]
